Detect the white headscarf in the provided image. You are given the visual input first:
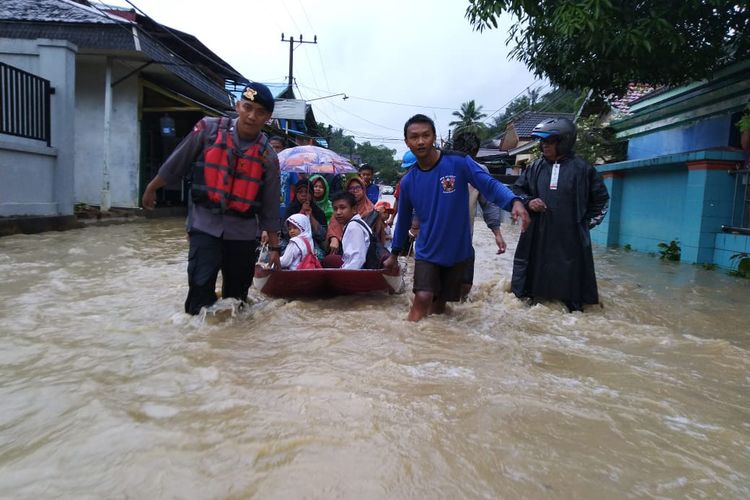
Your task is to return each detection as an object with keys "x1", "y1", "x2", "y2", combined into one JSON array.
[{"x1": 286, "y1": 213, "x2": 313, "y2": 256}]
